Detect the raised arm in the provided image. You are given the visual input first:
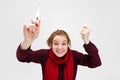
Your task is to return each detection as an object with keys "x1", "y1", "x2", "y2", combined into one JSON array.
[
  {"x1": 76, "y1": 25, "x2": 102, "y2": 68},
  {"x1": 16, "y1": 19, "x2": 46, "y2": 63},
  {"x1": 21, "y1": 19, "x2": 40, "y2": 50}
]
